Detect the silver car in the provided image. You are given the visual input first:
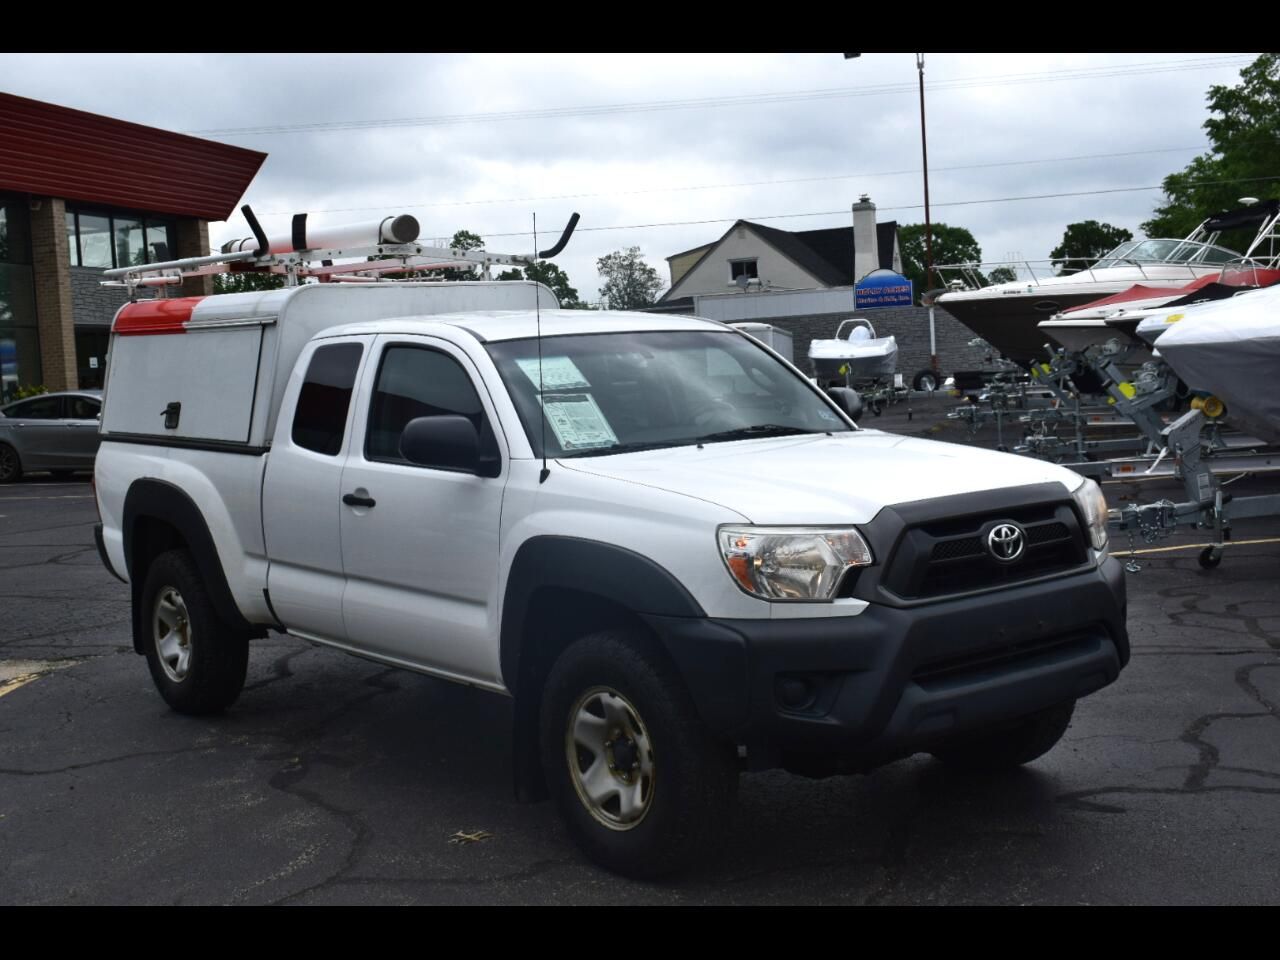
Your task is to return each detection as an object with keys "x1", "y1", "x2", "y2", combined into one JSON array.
[{"x1": 0, "y1": 390, "x2": 103, "y2": 483}]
